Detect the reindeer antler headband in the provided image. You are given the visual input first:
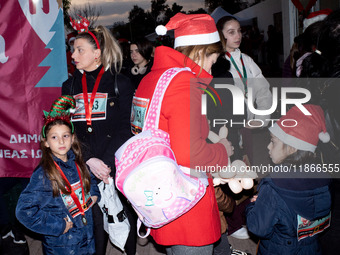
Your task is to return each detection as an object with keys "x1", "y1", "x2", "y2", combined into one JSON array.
[
  {"x1": 70, "y1": 15, "x2": 101, "y2": 50},
  {"x1": 42, "y1": 95, "x2": 76, "y2": 138}
]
